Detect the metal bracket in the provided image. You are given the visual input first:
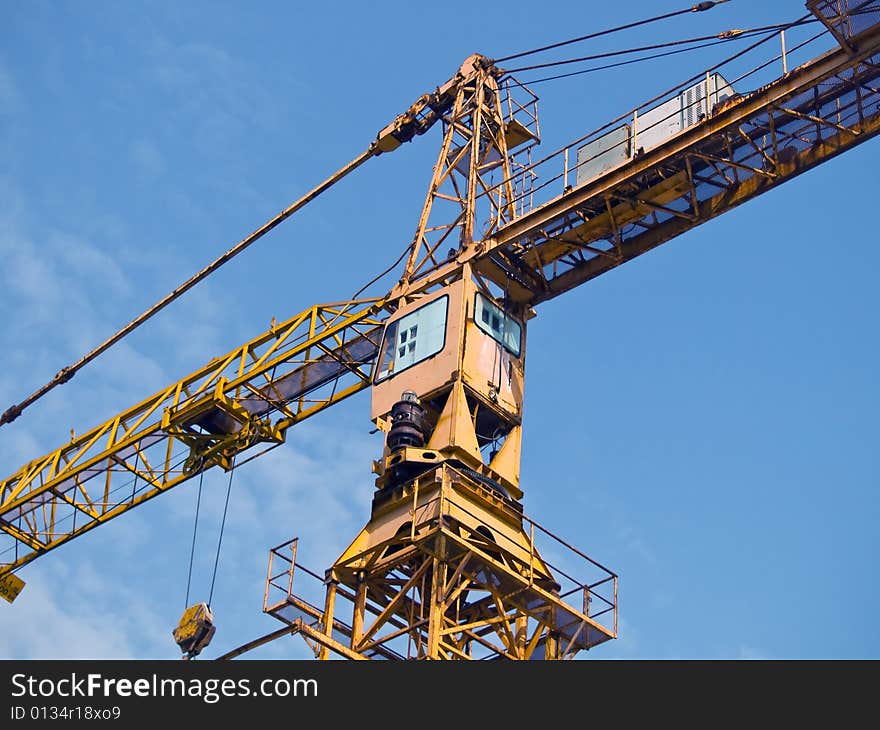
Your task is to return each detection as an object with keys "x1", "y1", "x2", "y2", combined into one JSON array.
[{"x1": 162, "y1": 379, "x2": 285, "y2": 473}]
